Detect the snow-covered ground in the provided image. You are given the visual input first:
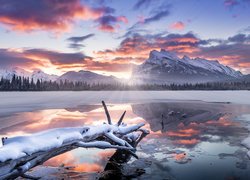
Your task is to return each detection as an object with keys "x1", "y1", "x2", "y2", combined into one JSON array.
[{"x1": 0, "y1": 91, "x2": 250, "y2": 116}]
